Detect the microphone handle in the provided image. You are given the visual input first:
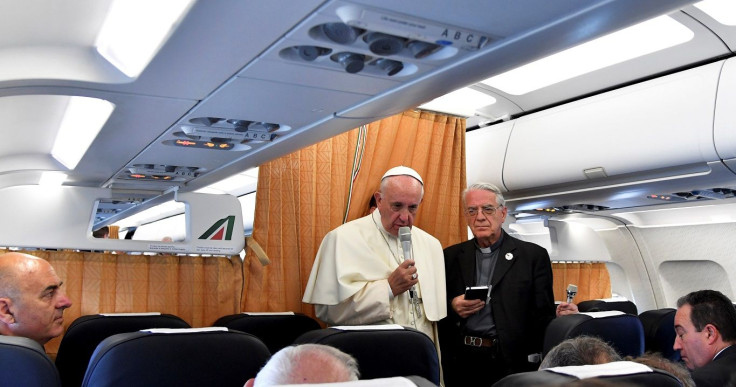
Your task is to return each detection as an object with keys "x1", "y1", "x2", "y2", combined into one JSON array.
[{"x1": 401, "y1": 240, "x2": 413, "y2": 261}]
